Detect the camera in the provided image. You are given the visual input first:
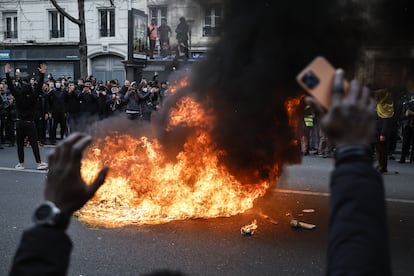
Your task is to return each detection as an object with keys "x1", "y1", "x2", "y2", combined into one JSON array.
[
  {"x1": 301, "y1": 71, "x2": 320, "y2": 90},
  {"x1": 403, "y1": 98, "x2": 414, "y2": 111}
]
